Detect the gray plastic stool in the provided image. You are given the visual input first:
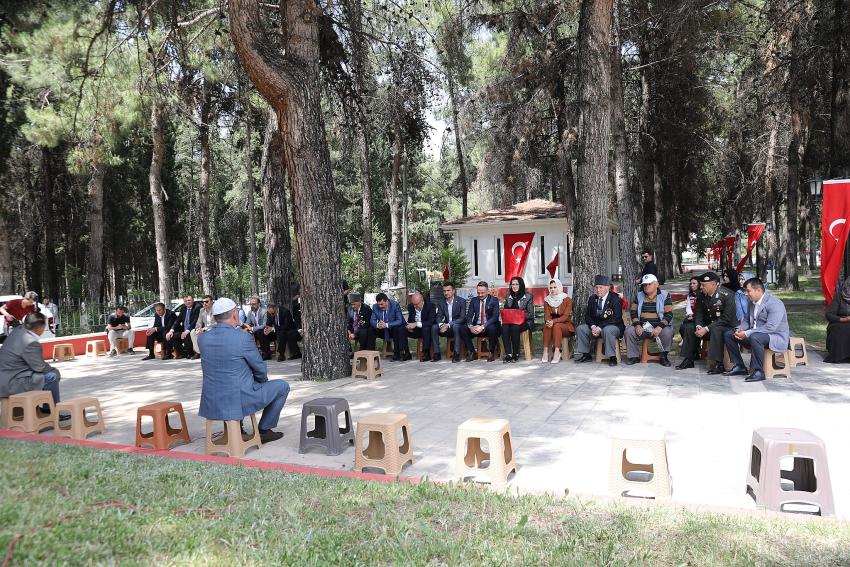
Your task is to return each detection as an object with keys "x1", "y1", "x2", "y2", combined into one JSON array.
[{"x1": 299, "y1": 398, "x2": 355, "y2": 456}]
